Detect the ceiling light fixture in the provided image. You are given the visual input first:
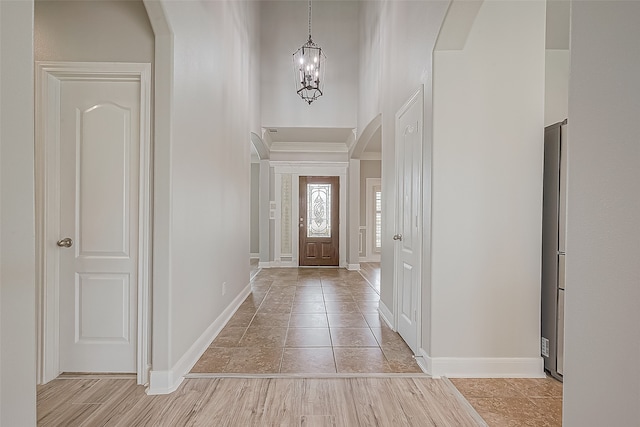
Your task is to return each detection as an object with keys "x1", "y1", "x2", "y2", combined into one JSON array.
[{"x1": 293, "y1": 0, "x2": 326, "y2": 105}]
